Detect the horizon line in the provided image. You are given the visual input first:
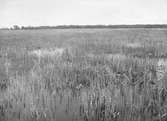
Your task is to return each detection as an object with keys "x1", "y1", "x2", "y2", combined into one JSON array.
[{"x1": 1, "y1": 24, "x2": 167, "y2": 29}]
